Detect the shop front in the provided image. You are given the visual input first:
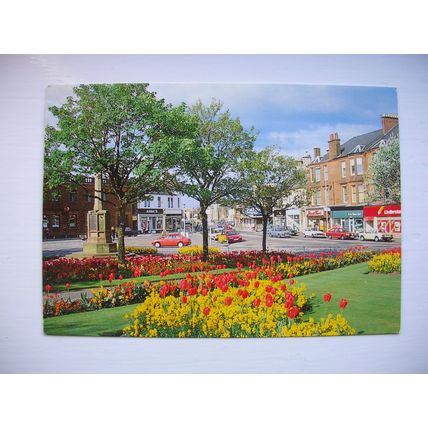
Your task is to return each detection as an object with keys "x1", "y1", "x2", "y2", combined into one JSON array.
[
  {"x1": 363, "y1": 204, "x2": 401, "y2": 237},
  {"x1": 330, "y1": 207, "x2": 364, "y2": 232},
  {"x1": 137, "y1": 208, "x2": 164, "y2": 233},
  {"x1": 306, "y1": 208, "x2": 328, "y2": 231},
  {"x1": 164, "y1": 209, "x2": 183, "y2": 232}
]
